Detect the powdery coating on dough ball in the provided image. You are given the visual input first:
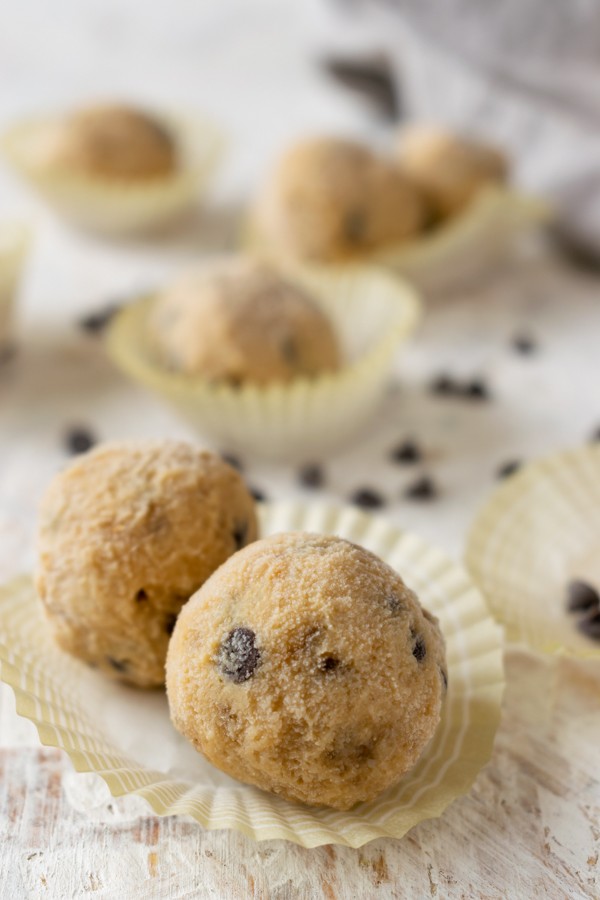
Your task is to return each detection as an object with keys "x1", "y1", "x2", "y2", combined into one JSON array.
[
  {"x1": 397, "y1": 125, "x2": 508, "y2": 219},
  {"x1": 40, "y1": 103, "x2": 177, "y2": 180},
  {"x1": 149, "y1": 258, "x2": 340, "y2": 385},
  {"x1": 36, "y1": 441, "x2": 258, "y2": 687},
  {"x1": 258, "y1": 137, "x2": 426, "y2": 262},
  {"x1": 166, "y1": 532, "x2": 447, "y2": 809}
]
